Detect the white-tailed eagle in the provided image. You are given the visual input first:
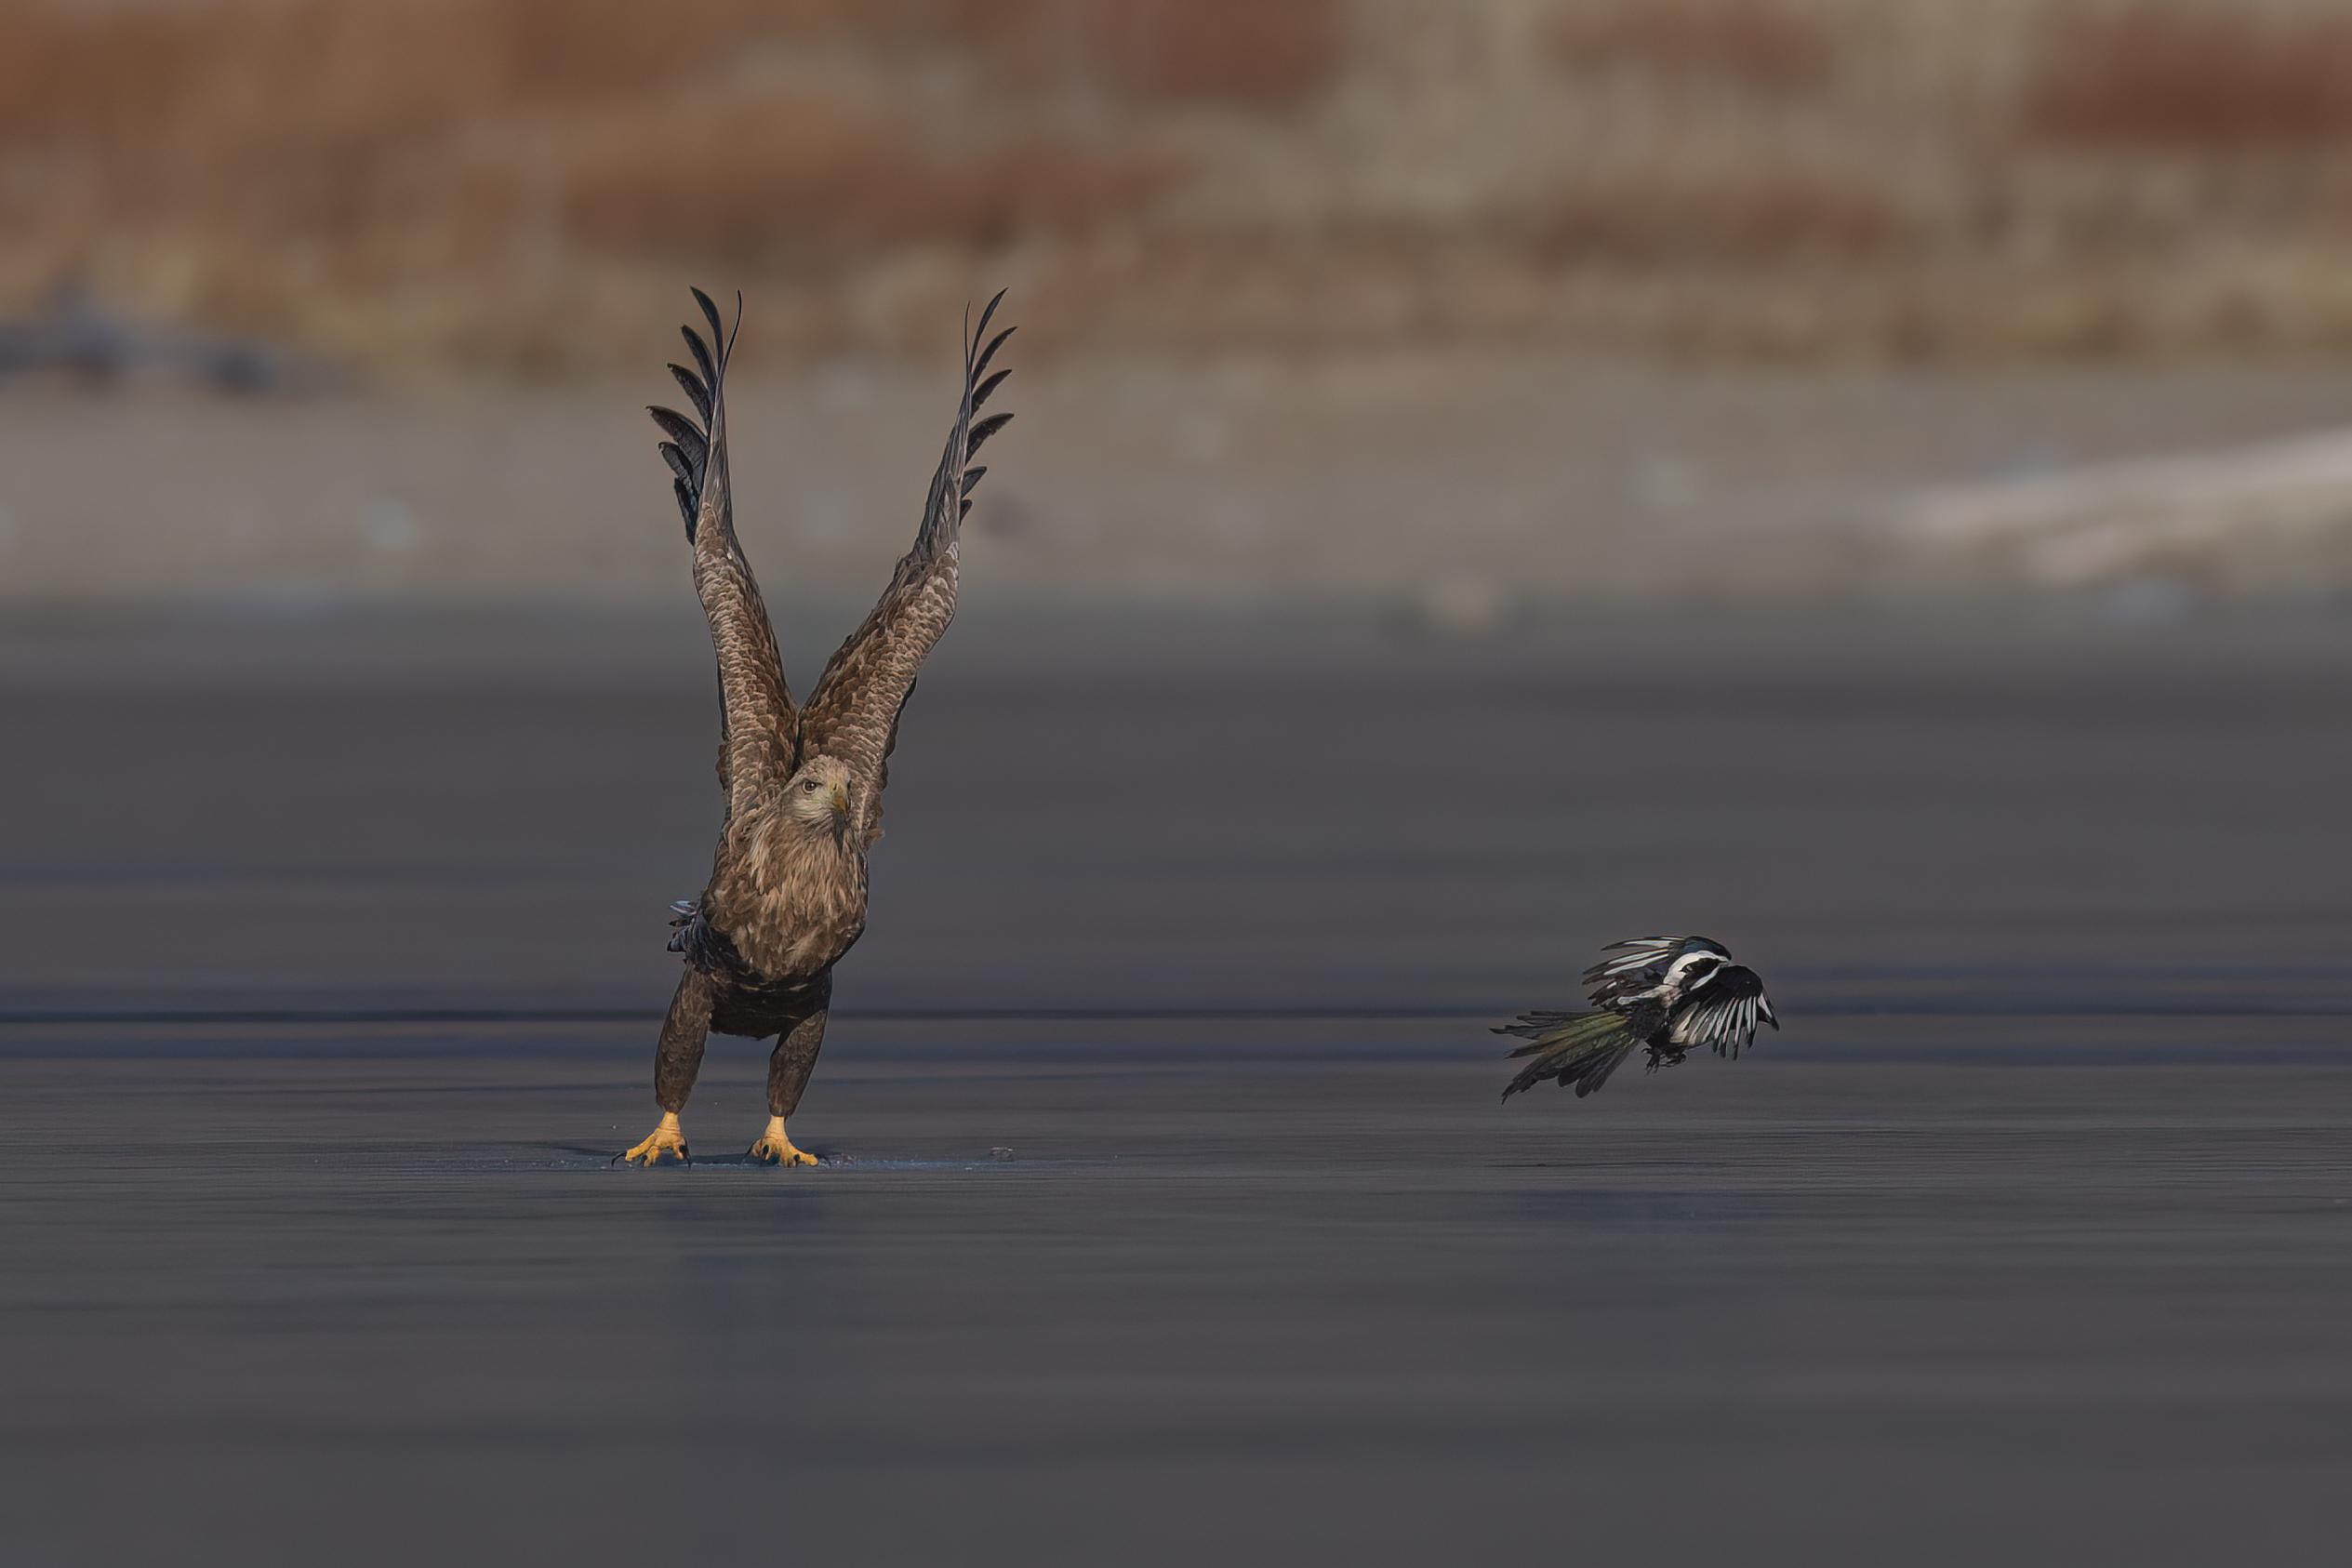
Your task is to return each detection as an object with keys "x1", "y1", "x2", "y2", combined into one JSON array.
[{"x1": 621, "y1": 288, "x2": 1015, "y2": 1167}]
